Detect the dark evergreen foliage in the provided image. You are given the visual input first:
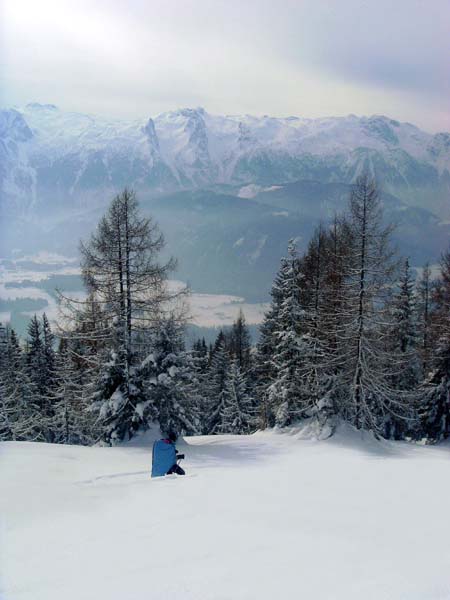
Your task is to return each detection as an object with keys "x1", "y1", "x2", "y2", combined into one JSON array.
[{"x1": 1, "y1": 182, "x2": 449, "y2": 445}]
